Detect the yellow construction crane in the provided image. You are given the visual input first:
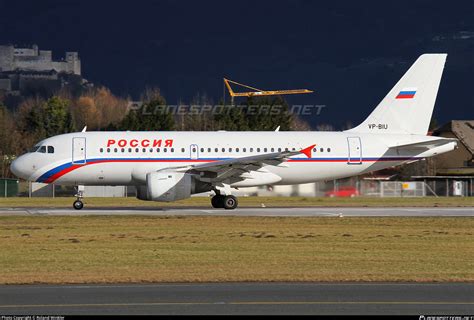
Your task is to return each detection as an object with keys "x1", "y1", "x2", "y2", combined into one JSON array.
[{"x1": 223, "y1": 78, "x2": 313, "y2": 105}]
